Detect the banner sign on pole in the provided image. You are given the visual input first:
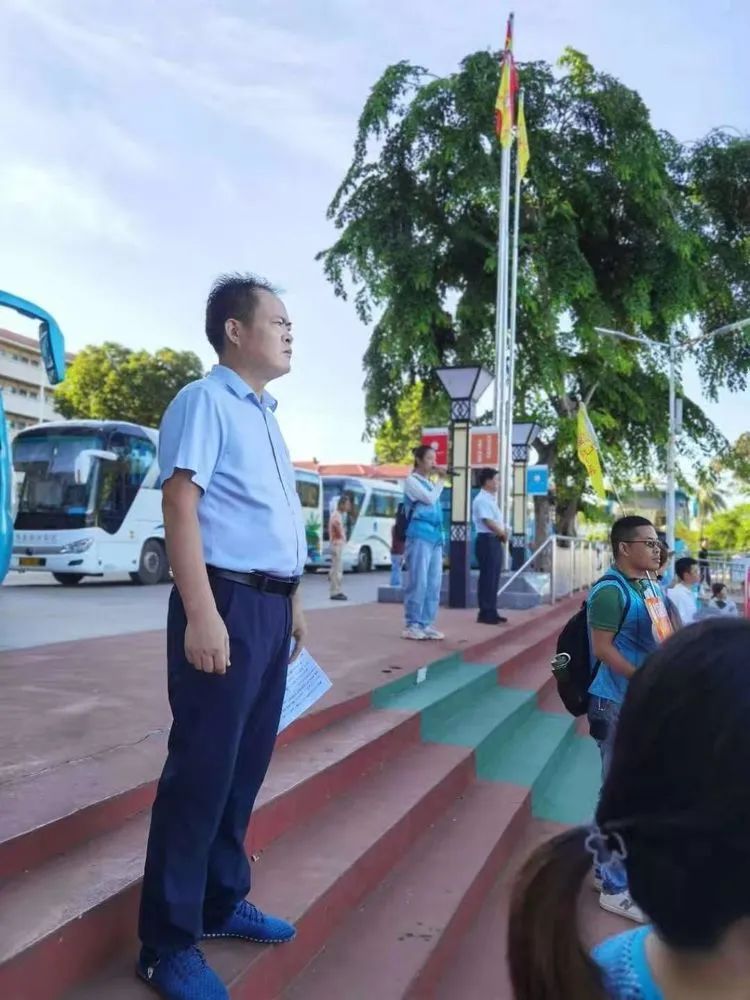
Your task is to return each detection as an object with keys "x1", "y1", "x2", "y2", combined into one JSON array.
[
  {"x1": 469, "y1": 430, "x2": 500, "y2": 468},
  {"x1": 526, "y1": 465, "x2": 549, "y2": 496},
  {"x1": 421, "y1": 428, "x2": 449, "y2": 467}
]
